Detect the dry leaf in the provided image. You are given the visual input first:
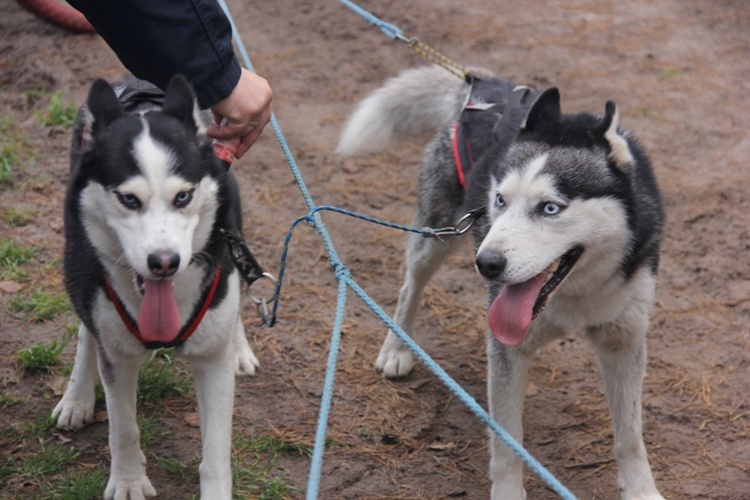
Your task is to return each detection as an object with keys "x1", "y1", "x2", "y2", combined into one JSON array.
[
  {"x1": 0, "y1": 280, "x2": 24, "y2": 294},
  {"x1": 184, "y1": 412, "x2": 201, "y2": 427},
  {"x1": 526, "y1": 382, "x2": 538, "y2": 396},
  {"x1": 46, "y1": 375, "x2": 68, "y2": 396}
]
